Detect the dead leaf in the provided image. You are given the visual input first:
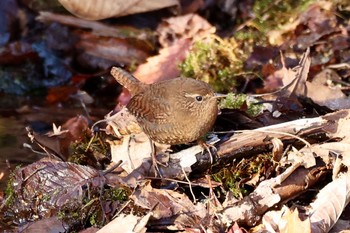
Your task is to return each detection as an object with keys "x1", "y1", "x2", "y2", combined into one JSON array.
[
  {"x1": 104, "y1": 108, "x2": 142, "y2": 137},
  {"x1": 27, "y1": 116, "x2": 90, "y2": 161},
  {"x1": 280, "y1": 208, "x2": 311, "y2": 233},
  {"x1": 58, "y1": 0, "x2": 179, "y2": 20},
  {"x1": 268, "y1": 2, "x2": 337, "y2": 48},
  {"x1": 46, "y1": 86, "x2": 78, "y2": 104},
  {"x1": 263, "y1": 48, "x2": 310, "y2": 97},
  {"x1": 309, "y1": 172, "x2": 350, "y2": 233},
  {"x1": 324, "y1": 110, "x2": 350, "y2": 143},
  {"x1": 11, "y1": 160, "x2": 105, "y2": 216},
  {"x1": 271, "y1": 137, "x2": 284, "y2": 162},
  {"x1": 329, "y1": 219, "x2": 350, "y2": 233},
  {"x1": 106, "y1": 107, "x2": 152, "y2": 173},
  {"x1": 76, "y1": 32, "x2": 151, "y2": 67},
  {"x1": 220, "y1": 161, "x2": 327, "y2": 227},
  {"x1": 296, "y1": 2, "x2": 337, "y2": 49},
  {"x1": 110, "y1": 133, "x2": 152, "y2": 174},
  {"x1": 131, "y1": 182, "x2": 206, "y2": 226},
  {"x1": 157, "y1": 13, "x2": 216, "y2": 47},
  {"x1": 18, "y1": 216, "x2": 68, "y2": 233},
  {"x1": 61, "y1": 115, "x2": 90, "y2": 141},
  {"x1": 226, "y1": 222, "x2": 244, "y2": 233},
  {"x1": 258, "y1": 206, "x2": 311, "y2": 233},
  {"x1": 306, "y1": 69, "x2": 350, "y2": 110},
  {"x1": 133, "y1": 38, "x2": 191, "y2": 84},
  {"x1": 267, "y1": 20, "x2": 301, "y2": 46},
  {"x1": 283, "y1": 147, "x2": 316, "y2": 169},
  {"x1": 221, "y1": 172, "x2": 282, "y2": 226},
  {"x1": 36, "y1": 11, "x2": 154, "y2": 41},
  {"x1": 0, "y1": 41, "x2": 38, "y2": 65},
  {"x1": 282, "y1": 48, "x2": 310, "y2": 97},
  {"x1": 97, "y1": 213, "x2": 151, "y2": 233}
]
